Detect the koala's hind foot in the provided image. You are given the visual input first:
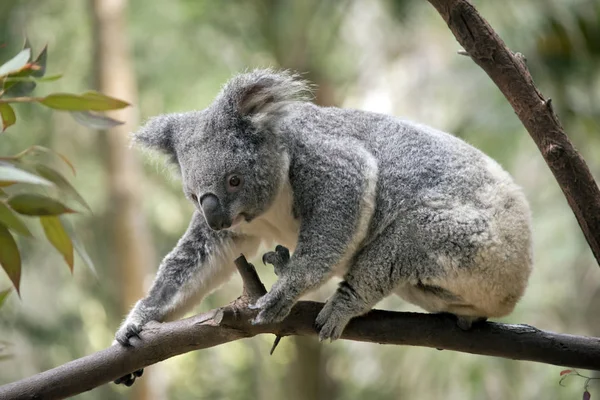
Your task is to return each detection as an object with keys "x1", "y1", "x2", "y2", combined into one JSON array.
[
  {"x1": 113, "y1": 322, "x2": 145, "y2": 386},
  {"x1": 114, "y1": 369, "x2": 144, "y2": 387},
  {"x1": 314, "y1": 291, "x2": 355, "y2": 342},
  {"x1": 262, "y1": 245, "x2": 291, "y2": 276},
  {"x1": 316, "y1": 222, "x2": 421, "y2": 342},
  {"x1": 456, "y1": 315, "x2": 488, "y2": 330}
]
